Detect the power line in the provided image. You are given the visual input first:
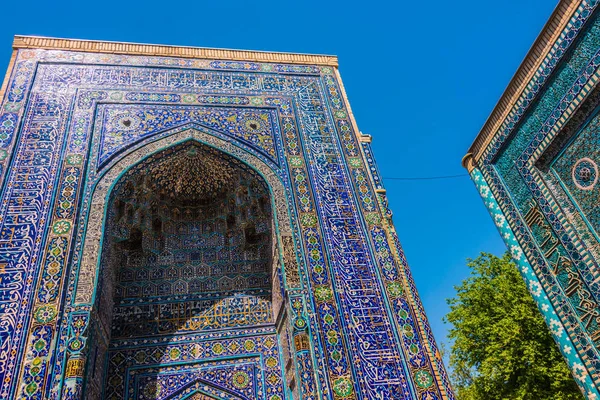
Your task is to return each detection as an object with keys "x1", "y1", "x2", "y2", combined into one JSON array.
[{"x1": 382, "y1": 173, "x2": 468, "y2": 181}]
